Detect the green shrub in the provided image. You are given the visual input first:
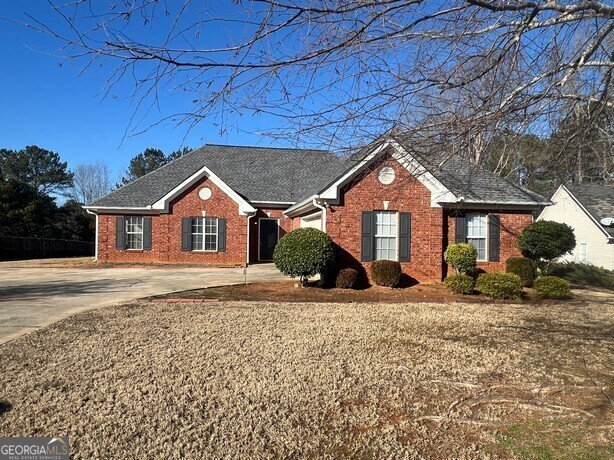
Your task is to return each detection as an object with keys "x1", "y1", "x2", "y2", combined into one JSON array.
[
  {"x1": 370, "y1": 260, "x2": 402, "y2": 287},
  {"x1": 476, "y1": 272, "x2": 523, "y2": 299},
  {"x1": 273, "y1": 228, "x2": 335, "y2": 285},
  {"x1": 444, "y1": 243, "x2": 477, "y2": 274},
  {"x1": 518, "y1": 221, "x2": 576, "y2": 267},
  {"x1": 551, "y1": 262, "x2": 614, "y2": 291},
  {"x1": 444, "y1": 274, "x2": 474, "y2": 295},
  {"x1": 505, "y1": 257, "x2": 535, "y2": 287},
  {"x1": 335, "y1": 268, "x2": 359, "y2": 289},
  {"x1": 533, "y1": 276, "x2": 570, "y2": 299}
]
